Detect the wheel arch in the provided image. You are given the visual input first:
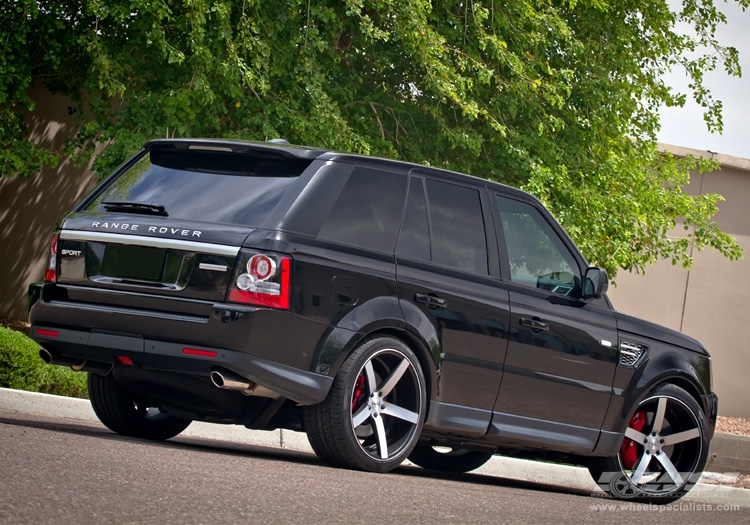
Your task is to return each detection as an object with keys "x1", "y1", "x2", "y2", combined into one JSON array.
[
  {"x1": 310, "y1": 296, "x2": 438, "y2": 404},
  {"x1": 662, "y1": 376, "x2": 705, "y2": 414},
  {"x1": 604, "y1": 344, "x2": 712, "y2": 436},
  {"x1": 323, "y1": 326, "x2": 437, "y2": 407}
]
